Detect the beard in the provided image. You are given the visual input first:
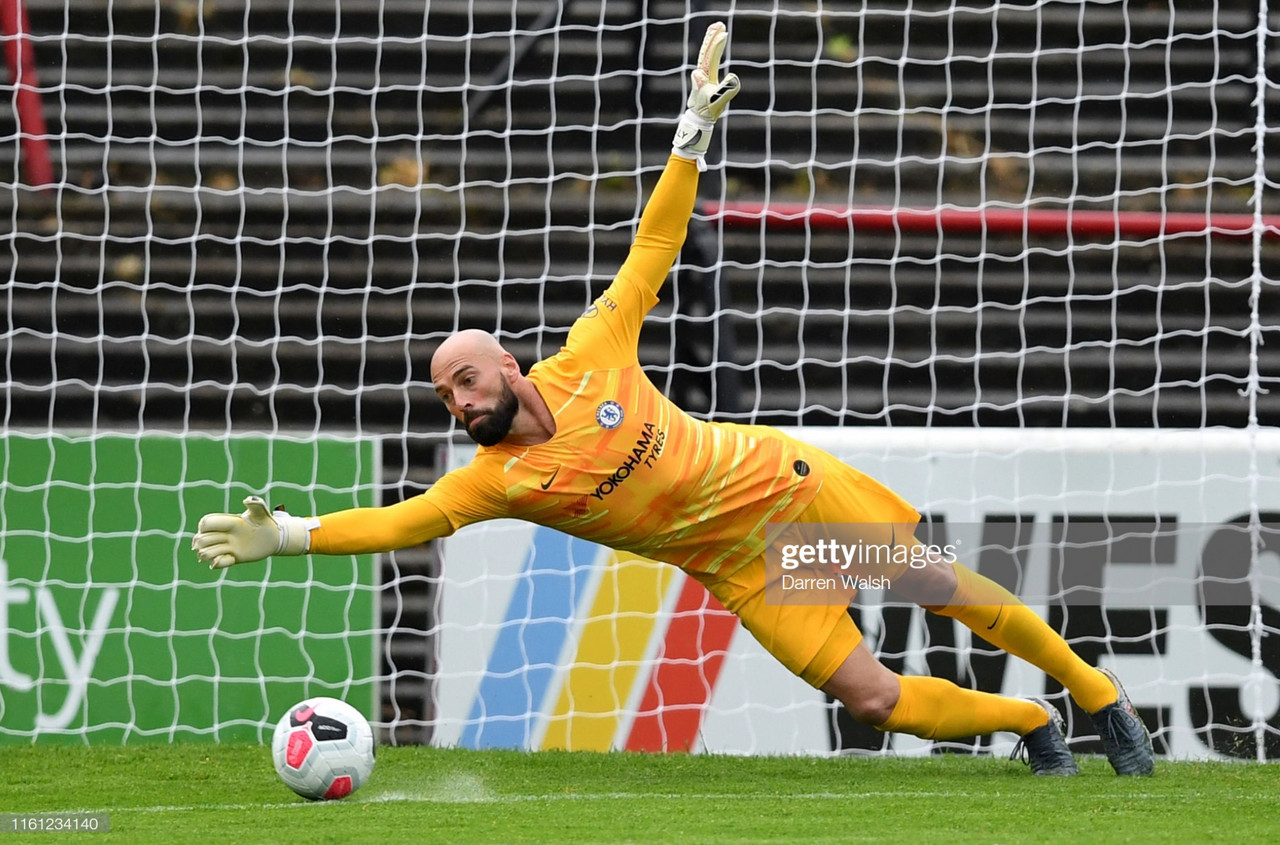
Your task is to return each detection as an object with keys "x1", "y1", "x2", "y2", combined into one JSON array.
[{"x1": 463, "y1": 380, "x2": 519, "y2": 446}]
